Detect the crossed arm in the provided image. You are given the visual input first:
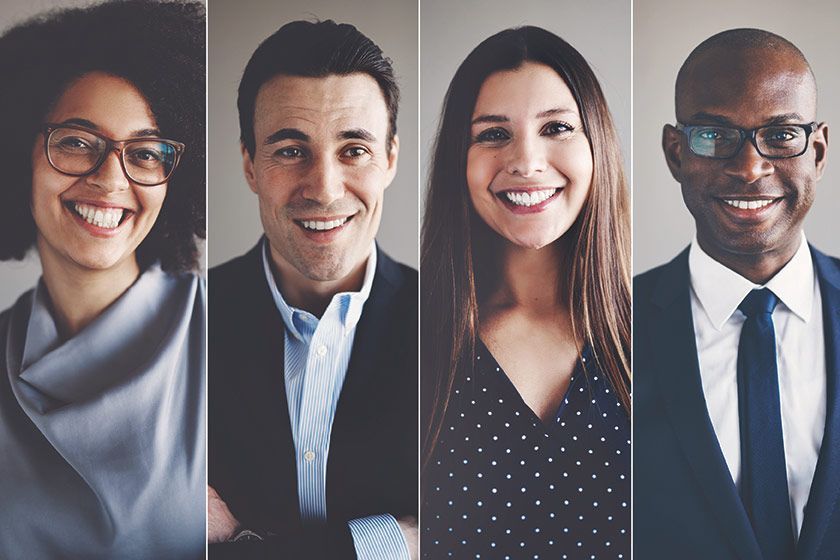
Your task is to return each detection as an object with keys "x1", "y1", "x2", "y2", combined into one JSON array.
[{"x1": 207, "y1": 486, "x2": 418, "y2": 560}]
